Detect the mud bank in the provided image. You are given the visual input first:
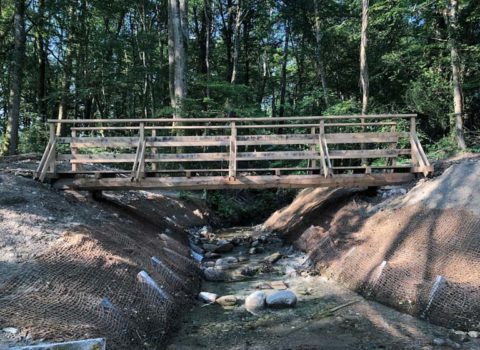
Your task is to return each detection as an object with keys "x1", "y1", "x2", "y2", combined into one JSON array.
[
  {"x1": 263, "y1": 157, "x2": 480, "y2": 331},
  {"x1": 0, "y1": 167, "x2": 213, "y2": 349}
]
